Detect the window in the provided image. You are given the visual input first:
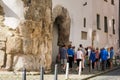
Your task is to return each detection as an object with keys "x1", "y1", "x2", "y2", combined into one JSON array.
[
  {"x1": 111, "y1": 0, "x2": 114, "y2": 5},
  {"x1": 83, "y1": 18, "x2": 86, "y2": 27},
  {"x1": 104, "y1": 16, "x2": 108, "y2": 33},
  {"x1": 104, "y1": 0, "x2": 107, "y2": 2},
  {"x1": 97, "y1": 14, "x2": 100, "y2": 30},
  {"x1": 81, "y1": 31, "x2": 87, "y2": 40},
  {"x1": 112, "y1": 19, "x2": 115, "y2": 34}
]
